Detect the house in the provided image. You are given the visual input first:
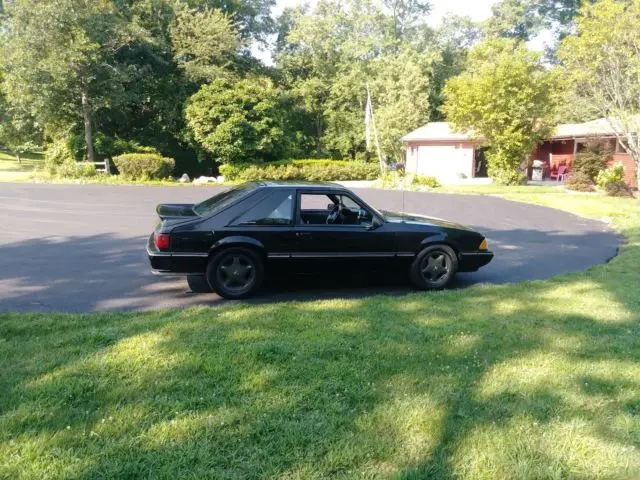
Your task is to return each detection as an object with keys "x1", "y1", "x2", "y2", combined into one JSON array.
[
  {"x1": 531, "y1": 118, "x2": 636, "y2": 187},
  {"x1": 401, "y1": 122, "x2": 487, "y2": 183},
  {"x1": 402, "y1": 118, "x2": 637, "y2": 187}
]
